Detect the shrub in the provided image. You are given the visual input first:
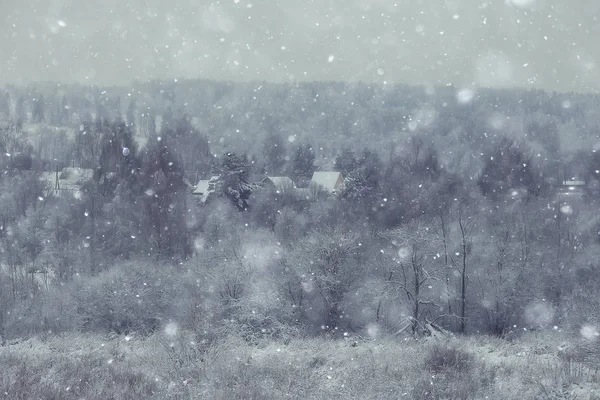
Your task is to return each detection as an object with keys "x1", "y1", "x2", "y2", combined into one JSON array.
[
  {"x1": 3, "y1": 285, "x2": 80, "y2": 339},
  {"x1": 416, "y1": 343, "x2": 496, "y2": 400},
  {"x1": 0, "y1": 344, "x2": 159, "y2": 400},
  {"x1": 424, "y1": 343, "x2": 475, "y2": 374},
  {"x1": 72, "y1": 261, "x2": 178, "y2": 334}
]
